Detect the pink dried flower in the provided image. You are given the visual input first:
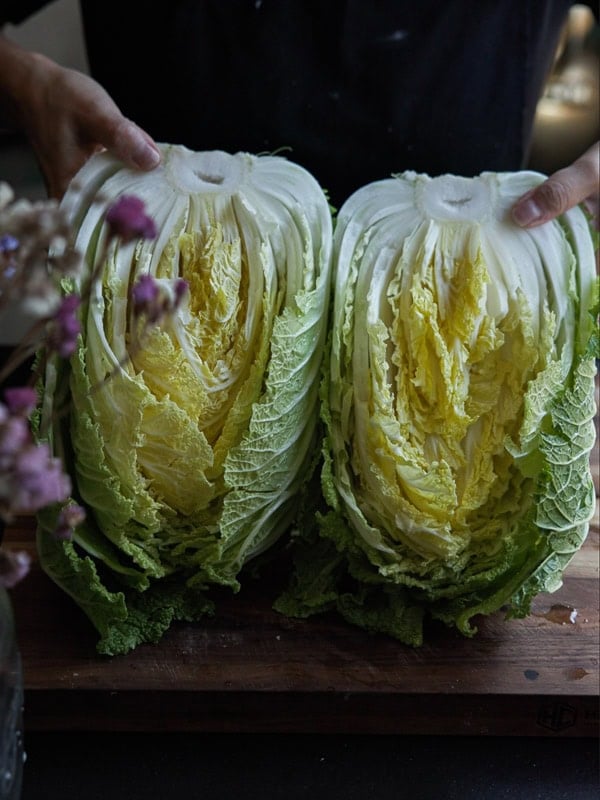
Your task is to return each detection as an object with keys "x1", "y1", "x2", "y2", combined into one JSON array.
[
  {"x1": 0, "y1": 415, "x2": 29, "y2": 469},
  {"x1": 132, "y1": 273, "x2": 160, "y2": 313},
  {"x1": 0, "y1": 548, "x2": 31, "y2": 588},
  {"x1": 55, "y1": 293, "x2": 81, "y2": 333},
  {"x1": 0, "y1": 392, "x2": 72, "y2": 520},
  {"x1": 13, "y1": 443, "x2": 71, "y2": 513},
  {"x1": 131, "y1": 275, "x2": 189, "y2": 327},
  {"x1": 4, "y1": 386, "x2": 37, "y2": 417},
  {"x1": 46, "y1": 293, "x2": 81, "y2": 358},
  {"x1": 54, "y1": 503, "x2": 86, "y2": 540},
  {"x1": 106, "y1": 195, "x2": 157, "y2": 242},
  {"x1": 174, "y1": 278, "x2": 188, "y2": 306}
]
